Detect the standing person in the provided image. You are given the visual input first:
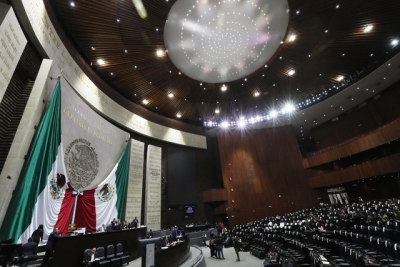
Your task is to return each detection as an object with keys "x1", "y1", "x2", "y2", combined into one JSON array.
[
  {"x1": 172, "y1": 226, "x2": 178, "y2": 241},
  {"x1": 202, "y1": 233, "x2": 208, "y2": 247},
  {"x1": 31, "y1": 224, "x2": 44, "y2": 246},
  {"x1": 232, "y1": 236, "x2": 241, "y2": 262},
  {"x1": 215, "y1": 236, "x2": 225, "y2": 260},
  {"x1": 132, "y1": 217, "x2": 139, "y2": 228},
  {"x1": 216, "y1": 222, "x2": 222, "y2": 237},
  {"x1": 209, "y1": 235, "x2": 216, "y2": 258},
  {"x1": 40, "y1": 227, "x2": 61, "y2": 267}
]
